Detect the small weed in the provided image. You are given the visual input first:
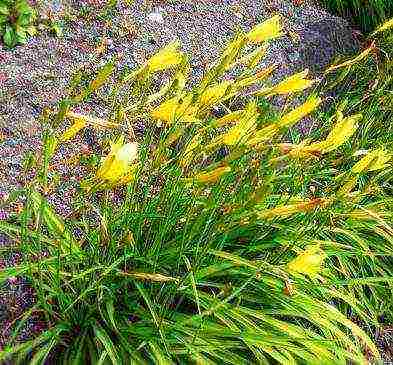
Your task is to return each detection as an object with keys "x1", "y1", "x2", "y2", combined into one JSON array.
[{"x1": 0, "y1": 0, "x2": 36, "y2": 47}]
